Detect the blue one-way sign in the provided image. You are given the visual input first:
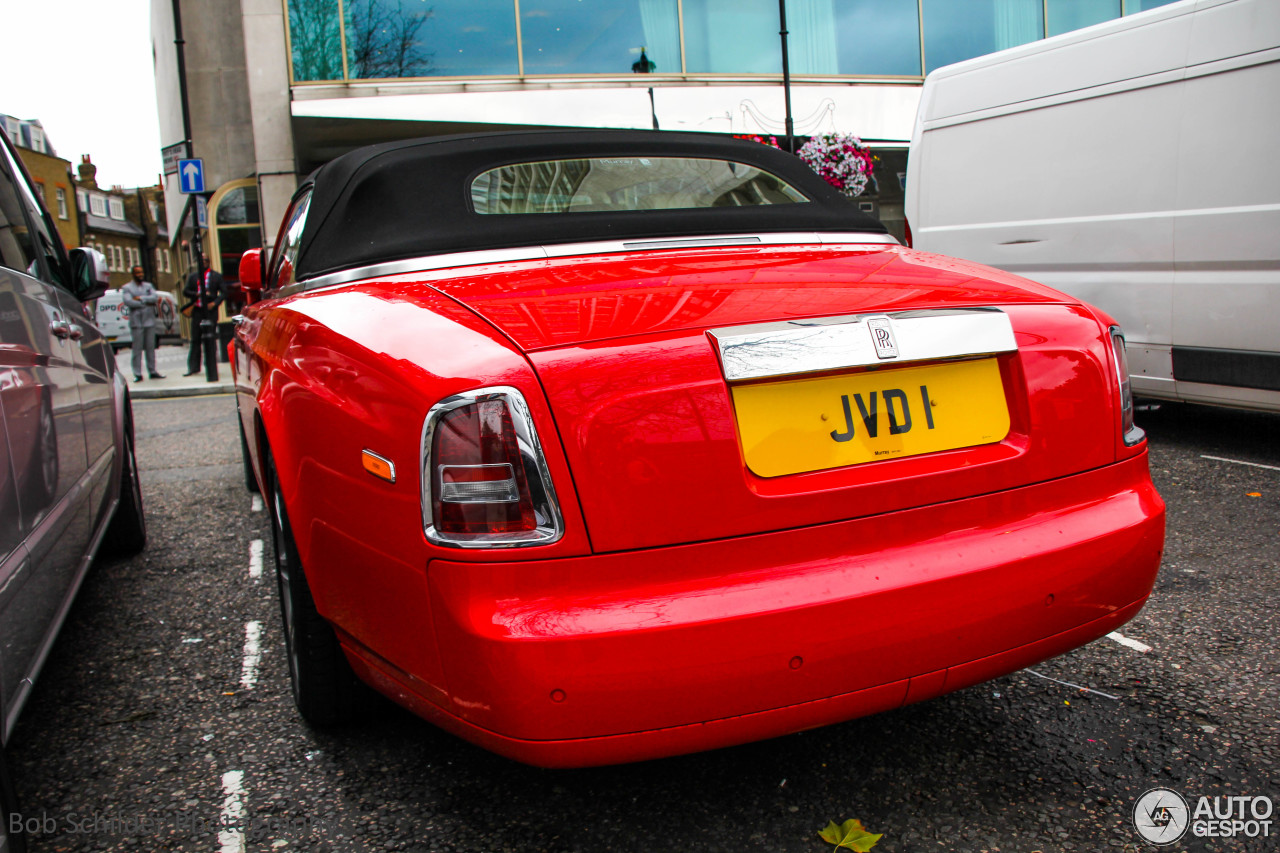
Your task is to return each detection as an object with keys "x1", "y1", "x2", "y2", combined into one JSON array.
[{"x1": 178, "y1": 158, "x2": 205, "y2": 194}]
